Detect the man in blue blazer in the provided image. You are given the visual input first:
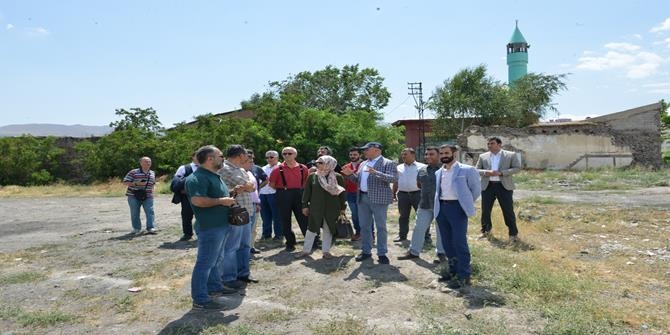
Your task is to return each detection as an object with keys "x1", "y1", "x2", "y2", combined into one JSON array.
[
  {"x1": 342, "y1": 141, "x2": 398, "y2": 265},
  {"x1": 433, "y1": 144, "x2": 481, "y2": 289}
]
